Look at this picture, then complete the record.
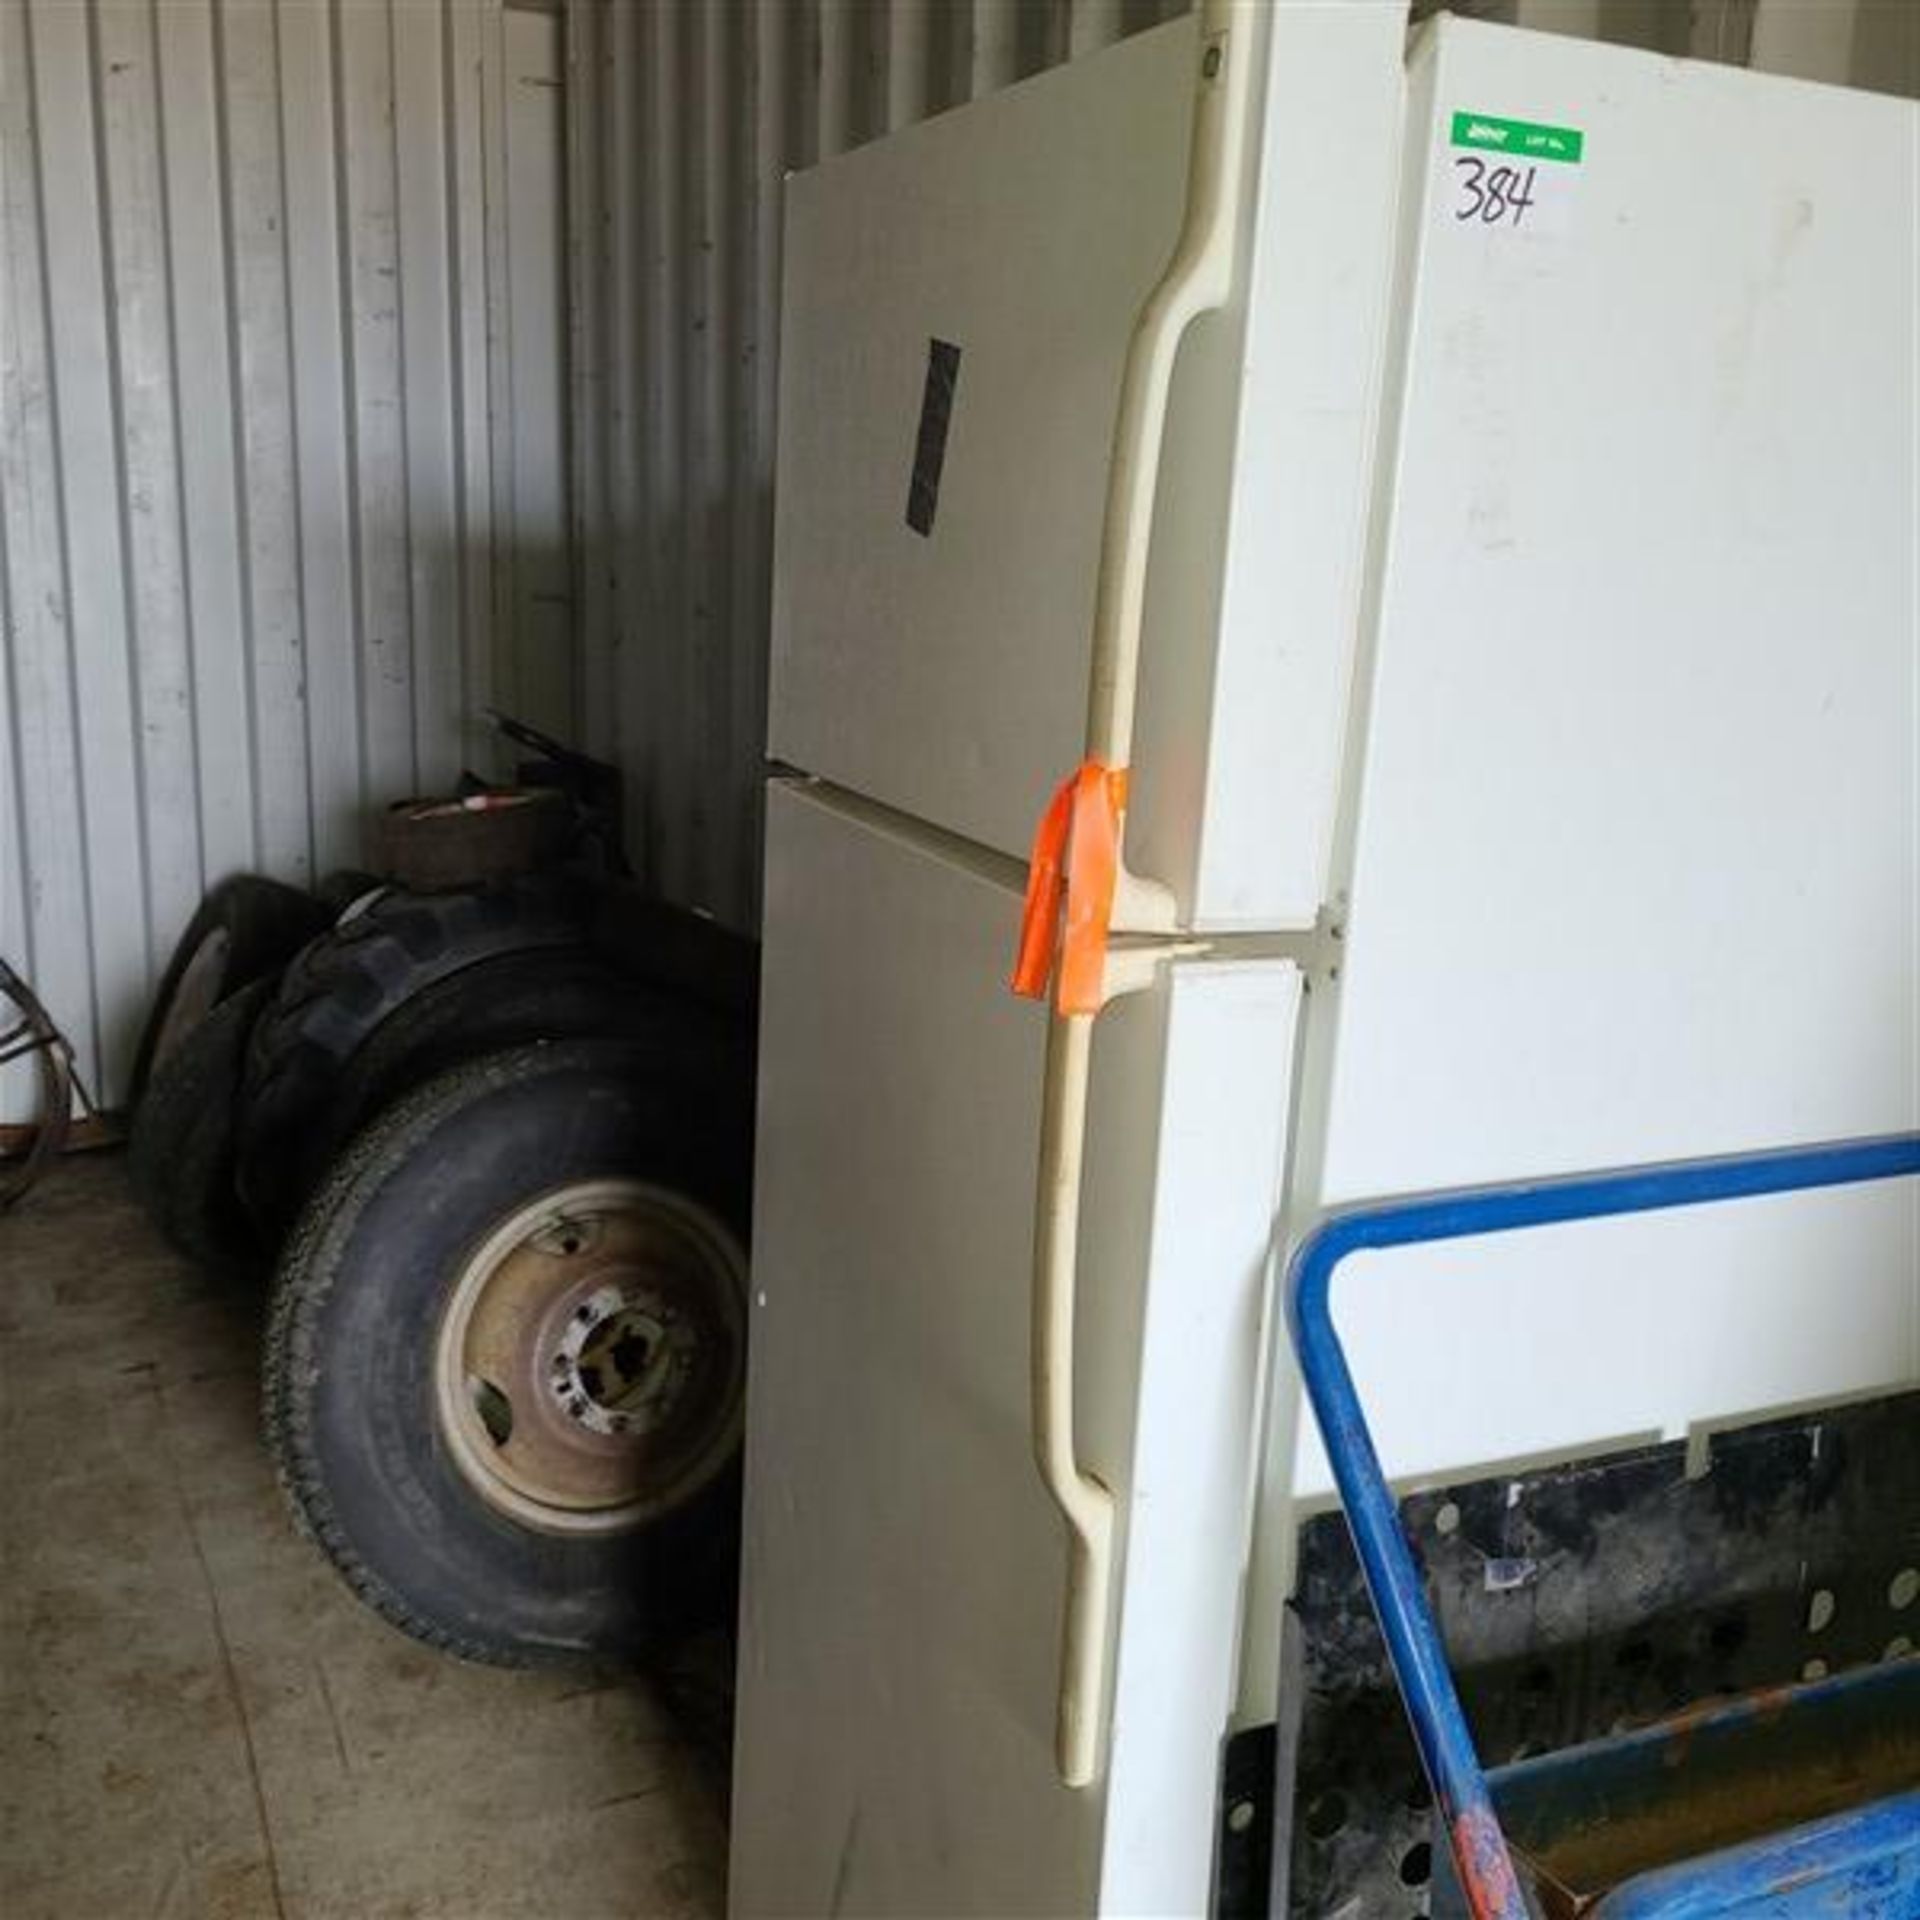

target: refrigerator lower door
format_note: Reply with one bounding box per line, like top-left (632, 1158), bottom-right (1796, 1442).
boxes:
top-left (732, 780), bottom-right (1302, 1918)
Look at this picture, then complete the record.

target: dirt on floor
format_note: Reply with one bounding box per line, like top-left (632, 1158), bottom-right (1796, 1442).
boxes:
top-left (0, 1152), bottom-right (727, 1920)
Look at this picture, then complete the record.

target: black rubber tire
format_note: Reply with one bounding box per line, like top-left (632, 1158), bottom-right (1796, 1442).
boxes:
top-left (289, 950), bottom-right (720, 1202)
top-left (314, 869), bottom-right (384, 915)
top-left (130, 875), bottom-right (334, 1107)
top-left (263, 1038), bottom-right (753, 1666)
top-left (129, 977), bottom-right (273, 1273)
top-left (235, 878), bottom-right (594, 1238)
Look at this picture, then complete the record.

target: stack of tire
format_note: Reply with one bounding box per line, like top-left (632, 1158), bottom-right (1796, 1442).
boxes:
top-left (129, 870), bottom-right (754, 1669)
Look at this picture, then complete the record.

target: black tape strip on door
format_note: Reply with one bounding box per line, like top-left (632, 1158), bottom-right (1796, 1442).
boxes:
top-left (906, 338), bottom-right (962, 536)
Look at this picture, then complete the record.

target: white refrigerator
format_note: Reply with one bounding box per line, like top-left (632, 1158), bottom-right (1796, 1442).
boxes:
top-left (732, 7), bottom-right (1918, 1916)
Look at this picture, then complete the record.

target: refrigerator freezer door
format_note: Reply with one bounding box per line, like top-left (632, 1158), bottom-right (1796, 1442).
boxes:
top-left (1280, 23), bottom-right (1918, 1497)
top-left (768, 26), bottom-right (1185, 863)
top-left (770, 7), bottom-right (1405, 930)
top-left (732, 781), bottom-right (1302, 1918)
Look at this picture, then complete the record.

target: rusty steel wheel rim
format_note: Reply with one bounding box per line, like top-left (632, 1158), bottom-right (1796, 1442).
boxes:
top-left (433, 1178), bottom-right (747, 1536)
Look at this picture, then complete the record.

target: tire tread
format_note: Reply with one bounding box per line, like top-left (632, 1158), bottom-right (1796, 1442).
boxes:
top-left (262, 1039), bottom-right (746, 1666)
top-left (264, 1049), bottom-right (570, 1665)
top-left (129, 977), bottom-right (274, 1271)
top-left (238, 879), bottom-right (592, 1235)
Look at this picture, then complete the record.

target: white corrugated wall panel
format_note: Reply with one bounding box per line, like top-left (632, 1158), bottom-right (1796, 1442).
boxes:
top-left (1498, 0), bottom-right (1916, 91)
top-left (496, 7), bottom-right (575, 740)
top-left (570, 0), bottom-right (1915, 937)
top-left (567, 0), bottom-right (1189, 932)
top-left (1753, 0), bottom-right (1918, 95)
top-left (1, 0), bottom-right (563, 1120)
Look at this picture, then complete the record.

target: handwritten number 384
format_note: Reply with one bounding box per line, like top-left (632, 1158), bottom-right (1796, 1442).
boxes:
top-left (1454, 156), bottom-right (1540, 227)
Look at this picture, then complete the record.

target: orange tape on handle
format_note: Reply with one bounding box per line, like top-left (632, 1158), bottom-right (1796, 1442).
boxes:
top-left (1012, 776), bottom-right (1075, 1000)
top-left (1012, 763), bottom-right (1127, 1015)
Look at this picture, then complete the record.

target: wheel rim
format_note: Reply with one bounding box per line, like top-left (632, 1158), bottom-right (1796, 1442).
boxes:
top-left (433, 1178), bottom-right (748, 1536)
top-left (151, 927), bottom-right (233, 1072)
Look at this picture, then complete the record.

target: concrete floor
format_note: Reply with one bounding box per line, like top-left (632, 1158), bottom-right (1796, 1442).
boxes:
top-left (0, 1153), bottom-right (728, 1920)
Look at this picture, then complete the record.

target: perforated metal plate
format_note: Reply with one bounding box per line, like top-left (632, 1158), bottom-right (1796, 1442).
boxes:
top-left (1215, 1391), bottom-right (1920, 1919)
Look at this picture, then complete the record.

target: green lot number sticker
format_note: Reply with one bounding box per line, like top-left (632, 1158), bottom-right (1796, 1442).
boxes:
top-left (1448, 110), bottom-right (1584, 234)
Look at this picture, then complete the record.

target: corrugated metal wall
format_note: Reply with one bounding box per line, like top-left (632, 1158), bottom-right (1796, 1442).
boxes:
top-left (566, 0), bottom-right (1916, 935)
top-left (5, 0), bottom-right (1910, 1119)
top-left (564, 0), bottom-right (1191, 931)
top-left (0, 0), bottom-right (566, 1118)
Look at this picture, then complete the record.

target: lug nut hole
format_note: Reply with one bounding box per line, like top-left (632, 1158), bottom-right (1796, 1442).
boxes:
top-left (470, 1377), bottom-right (513, 1448)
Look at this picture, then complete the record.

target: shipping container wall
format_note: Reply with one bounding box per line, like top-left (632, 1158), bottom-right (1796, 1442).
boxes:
top-left (568, 0), bottom-right (1915, 935)
top-left (564, 0), bottom-right (1192, 933)
top-left (1, 0), bottom-right (569, 1118)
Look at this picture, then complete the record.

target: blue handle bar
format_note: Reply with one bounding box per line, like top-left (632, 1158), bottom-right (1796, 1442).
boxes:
top-left (1283, 1132), bottom-right (1920, 1920)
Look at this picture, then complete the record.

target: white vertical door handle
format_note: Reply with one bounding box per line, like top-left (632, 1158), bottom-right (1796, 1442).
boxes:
top-left (1029, 1), bottom-right (1260, 1789)
top-left (1031, 1009), bottom-right (1113, 1788)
